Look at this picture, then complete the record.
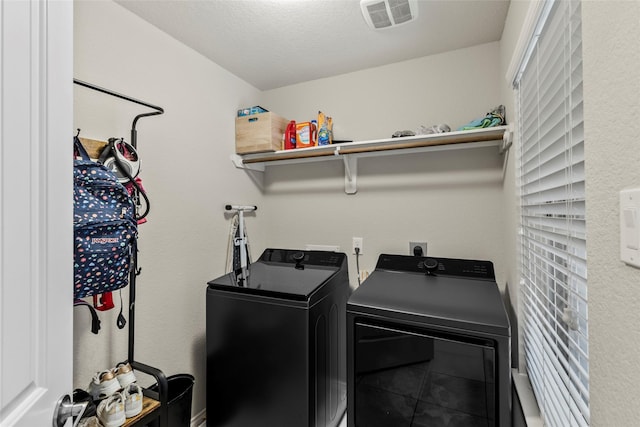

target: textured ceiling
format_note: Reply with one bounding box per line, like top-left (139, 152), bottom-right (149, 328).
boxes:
top-left (116, 0), bottom-right (511, 91)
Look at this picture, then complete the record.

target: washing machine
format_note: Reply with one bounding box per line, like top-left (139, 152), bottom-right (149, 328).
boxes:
top-left (206, 248), bottom-right (349, 427)
top-left (347, 254), bottom-right (511, 427)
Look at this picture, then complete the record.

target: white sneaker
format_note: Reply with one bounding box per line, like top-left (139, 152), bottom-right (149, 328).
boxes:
top-left (123, 383), bottom-right (143, 418)
top-left (114, 362), bottom-right (137, 388)
top-left (88, 370), bottom-right (121, 401)
top-left (96, 393), bottom-right (126, 427)
top-left (77, 416), bottom-right (104, 427)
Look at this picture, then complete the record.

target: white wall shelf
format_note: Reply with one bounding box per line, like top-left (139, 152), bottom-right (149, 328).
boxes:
top-left (231, 125), bottom-right (512, 194)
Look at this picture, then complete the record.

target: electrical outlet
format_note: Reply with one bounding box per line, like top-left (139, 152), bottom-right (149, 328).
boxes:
top-left (410, 241), bottom-right (427, 256)
top-left (352, 237), bottom-right (363, 255)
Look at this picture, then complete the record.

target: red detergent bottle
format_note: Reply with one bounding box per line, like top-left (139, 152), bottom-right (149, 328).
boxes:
top-left (284, 120), bottom-right (297, 150)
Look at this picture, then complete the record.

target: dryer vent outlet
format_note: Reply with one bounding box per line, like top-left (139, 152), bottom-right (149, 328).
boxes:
top-left (360, 0), bottom-right (419, 30)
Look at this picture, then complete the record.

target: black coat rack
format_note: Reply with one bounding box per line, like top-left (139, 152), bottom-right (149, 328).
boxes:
top-left (74, 79), bottom-right (168, 427)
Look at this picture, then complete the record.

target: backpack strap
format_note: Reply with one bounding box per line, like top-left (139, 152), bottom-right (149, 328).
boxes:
top-left (73, 298), bottom-right (101, 334)
top-left (74, 136), bottom-right (92, 161)
top-left (116, 289), bottom-right (126, 330)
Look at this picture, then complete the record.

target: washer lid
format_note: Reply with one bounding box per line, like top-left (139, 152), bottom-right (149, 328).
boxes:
top-left (208, 249), bottom-right (346, 301)
top-left (348, 269), bottom-right (510, 337)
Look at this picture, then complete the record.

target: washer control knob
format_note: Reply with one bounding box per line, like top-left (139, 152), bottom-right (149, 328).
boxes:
top-left (292, 252), bottom-right (305, 270)
top-left (424, 258), bottom-right (438, 274)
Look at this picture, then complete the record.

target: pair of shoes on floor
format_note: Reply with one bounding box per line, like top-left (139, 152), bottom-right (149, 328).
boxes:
top-left (87, 362), bottom-right (137, 400)
top-left (96, 383), bottom-right (144, 427)
top-left (87, 362), bottom-right (142, 426)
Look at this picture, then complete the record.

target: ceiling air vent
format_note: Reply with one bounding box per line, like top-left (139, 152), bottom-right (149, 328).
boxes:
top-left (360, 0), bottom-right (418, 30)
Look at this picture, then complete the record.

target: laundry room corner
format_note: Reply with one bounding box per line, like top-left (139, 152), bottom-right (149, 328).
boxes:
top-left (72, 0), bottom-right (267, 420)
top-left (258, 42), bottom-right (509, 292)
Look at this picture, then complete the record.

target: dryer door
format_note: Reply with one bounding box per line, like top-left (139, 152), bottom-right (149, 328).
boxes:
top-left (353, 321), bottom-right (496, 427)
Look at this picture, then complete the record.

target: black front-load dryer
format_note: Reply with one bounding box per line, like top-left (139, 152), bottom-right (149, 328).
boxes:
top-left (347, 254), bottom-right (511, 427)
top-left (206, 248), bottom-right (350, 427)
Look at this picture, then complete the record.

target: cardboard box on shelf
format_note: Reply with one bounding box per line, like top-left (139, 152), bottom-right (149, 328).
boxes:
top-left (235, 111), bottom-right (289, 154)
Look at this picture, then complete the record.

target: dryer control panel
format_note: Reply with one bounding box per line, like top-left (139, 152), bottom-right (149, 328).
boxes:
top-left (375, 254), bottom-right (495, 280)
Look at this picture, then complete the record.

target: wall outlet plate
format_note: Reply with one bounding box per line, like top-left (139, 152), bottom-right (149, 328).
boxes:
top-left (410, 241), bottom-right (427, 256)
top-left (352, 237), bottom-right (363, 255)
top-left (620, 188), bottom-right (640, 268)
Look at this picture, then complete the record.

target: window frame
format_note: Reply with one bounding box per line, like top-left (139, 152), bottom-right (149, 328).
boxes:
top-left (509, 0), bottom-right (589, 425)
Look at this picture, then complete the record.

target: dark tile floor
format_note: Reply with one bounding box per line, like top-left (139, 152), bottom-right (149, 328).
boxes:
top-left (353, 357), bottom-right (494, 427)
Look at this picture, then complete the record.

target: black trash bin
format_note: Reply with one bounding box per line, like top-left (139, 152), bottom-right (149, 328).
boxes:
top-left (148, 374), bottom-right (195, 427)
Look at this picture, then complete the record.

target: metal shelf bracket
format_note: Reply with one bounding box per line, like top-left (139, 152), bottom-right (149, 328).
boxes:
top-left (231, 154), bottom-right (265, 172)
top-left (499, 124), bottom-right (514, 154)
top-left (343, 155), bottom-right (357, 194)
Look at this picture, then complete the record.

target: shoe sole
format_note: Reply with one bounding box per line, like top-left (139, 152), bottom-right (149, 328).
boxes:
top-left (99, 413), bottom-right (125, 427)
top-left (125, 405), bottom-right (142, 418)
top-left (124, 391), bottom-right (143, 418)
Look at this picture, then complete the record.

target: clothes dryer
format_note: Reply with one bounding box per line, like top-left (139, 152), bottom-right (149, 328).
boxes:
top-left (347, 254), bottom-right (511, 427)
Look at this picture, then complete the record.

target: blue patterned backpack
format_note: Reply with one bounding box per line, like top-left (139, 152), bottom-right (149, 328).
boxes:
top-left (73, 137), bottom-right (137, 299)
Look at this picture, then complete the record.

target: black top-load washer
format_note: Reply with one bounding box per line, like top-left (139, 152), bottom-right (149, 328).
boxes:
top-left (206, 248), bottom-right (350, 427)
top-left (347, 254), bottom-right (511, 427)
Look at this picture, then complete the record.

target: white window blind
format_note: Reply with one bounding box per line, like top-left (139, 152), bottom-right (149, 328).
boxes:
top-left (515, 0), bottom-right (589, 426)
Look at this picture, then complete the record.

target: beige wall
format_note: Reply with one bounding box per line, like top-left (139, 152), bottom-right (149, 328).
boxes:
top-left (582, 1), bottom-right (640, 425)
top-left (260, 42), bottom-right (503, 141)
top-left (259, 42), bottom-right (508, 287)
top-left (73, 0), bottom-right (265, 416)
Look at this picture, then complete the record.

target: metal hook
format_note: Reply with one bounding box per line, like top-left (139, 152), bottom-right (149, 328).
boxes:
top-left (75, 128), bottom-right (81, 137)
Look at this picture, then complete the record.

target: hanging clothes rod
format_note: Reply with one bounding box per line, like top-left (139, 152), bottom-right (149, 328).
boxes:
top-left (73, 78), bottom-right (164, 148)
top-left (74, 77), bottom-right (164, 365)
